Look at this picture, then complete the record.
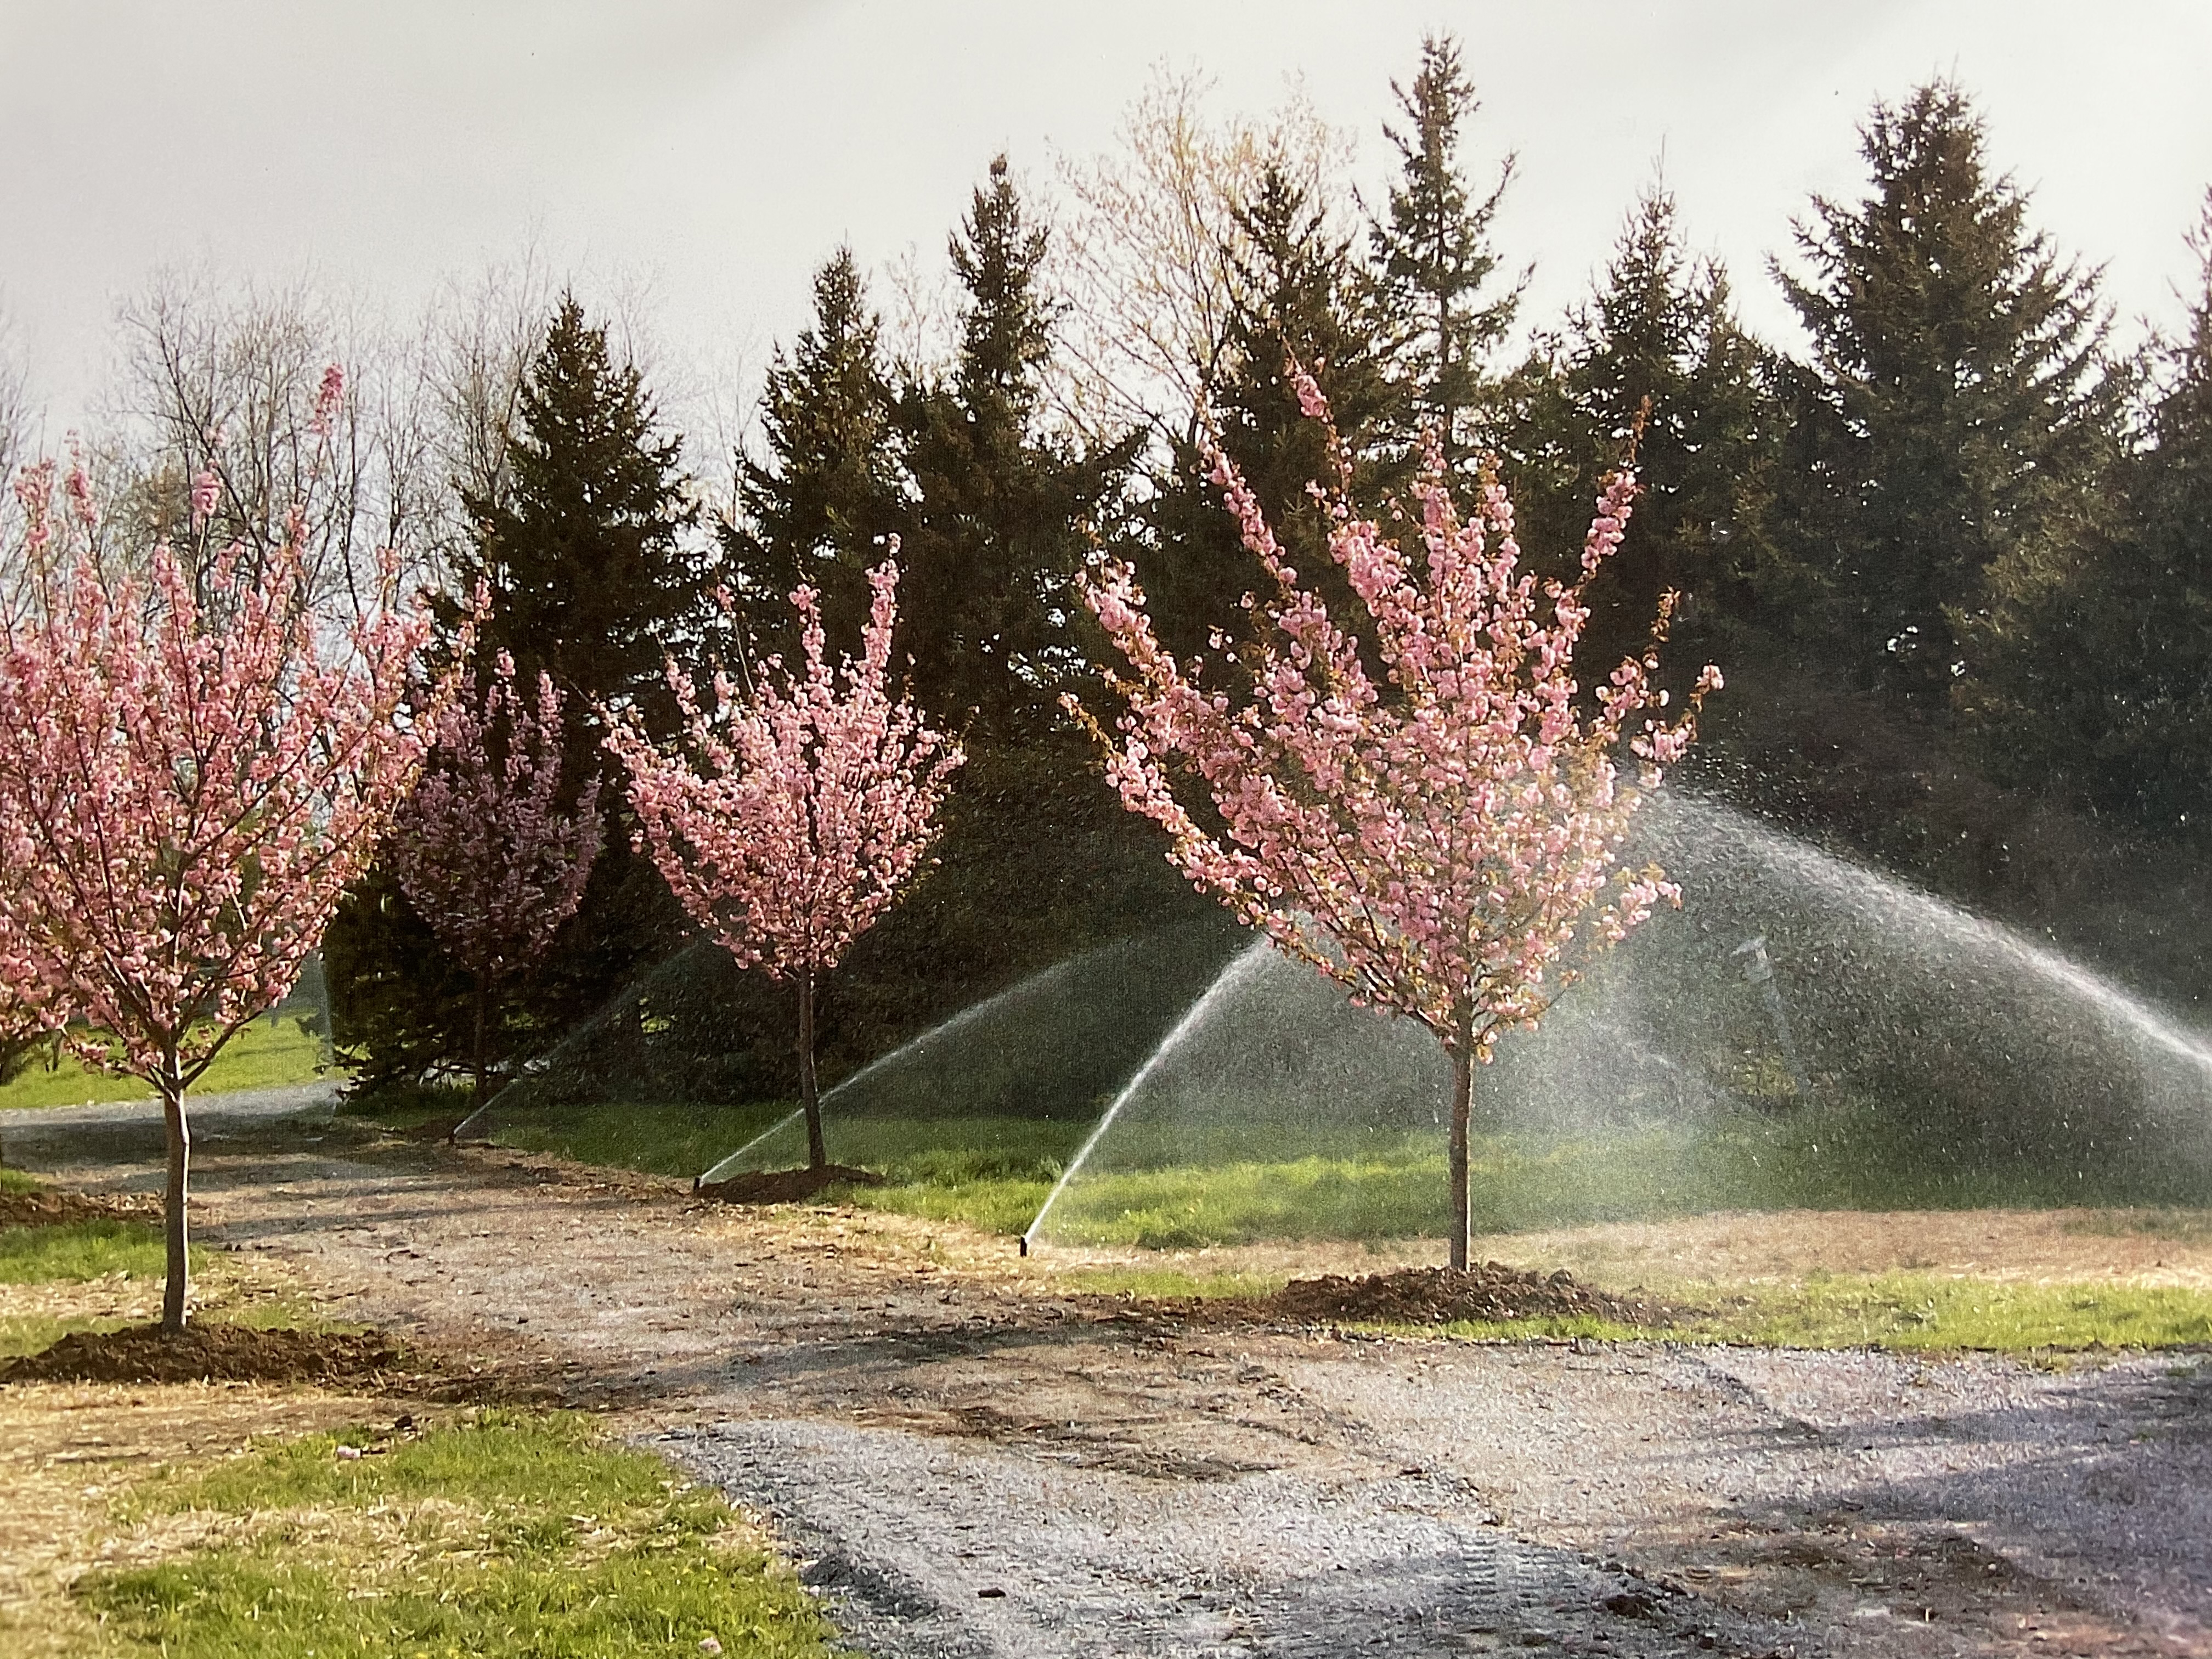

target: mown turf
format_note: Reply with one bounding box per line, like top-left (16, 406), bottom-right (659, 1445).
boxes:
top-left (0, 1219), bottom-right (181, 1284)
top-left (79, 1410), bottom-right (838, 1658)
top-left (0, 1020), bottom-right (334, 1111)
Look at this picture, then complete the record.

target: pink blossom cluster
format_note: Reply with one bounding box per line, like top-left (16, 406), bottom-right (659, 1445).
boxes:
top-left (390, 654), bottom-right (601, 990)
top-left (0, 455), bottom-right (442, 1088)
top-left (1075, 374), bottom-right (1720, 1059)
top-left (607, 552), bottom-right (963, 983)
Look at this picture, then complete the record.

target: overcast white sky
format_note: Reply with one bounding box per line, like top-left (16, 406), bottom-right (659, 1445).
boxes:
top-left (2, 1), bottom-right (2207, 441)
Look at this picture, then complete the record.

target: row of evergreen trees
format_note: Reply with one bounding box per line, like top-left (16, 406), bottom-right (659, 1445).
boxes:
top-left (331, 40), bottom-right (2212, 1093)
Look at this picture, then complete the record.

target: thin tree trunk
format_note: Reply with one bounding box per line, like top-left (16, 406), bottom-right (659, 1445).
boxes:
top-left (1448, 1046), bottom-right (1472, 1273)
top-left (798, 965), bottom-right (825, 1170)
top-left (471, 974), bottom-right (492, 1109)
top-left (158, 1060), bottom-right (190, 1334)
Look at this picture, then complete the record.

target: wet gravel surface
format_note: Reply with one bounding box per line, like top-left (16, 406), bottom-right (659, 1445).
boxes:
top-left (9, 1104), bottom-right (2209, 1656)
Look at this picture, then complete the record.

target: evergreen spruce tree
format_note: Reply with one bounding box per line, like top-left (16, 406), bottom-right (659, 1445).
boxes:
top-left (458, 293), bottom-right (708, 754)
top-left (329, 295), bottom-right (706, 1082)
top-left (1499, 188), bottom-right (1784, 687)
top-left (1141, 162), bottom-right (1391, 663)
top-left (1962, 198), bottom-right (2211, 838)
top-left (723, 248), bottom-right (906, 657)
top-left (1364, 33), bottom-right (1524, 482)
top-left (1771, 82), bottom-right (2124, 712)
top-left (894, 155), bottom-right (1134, 740)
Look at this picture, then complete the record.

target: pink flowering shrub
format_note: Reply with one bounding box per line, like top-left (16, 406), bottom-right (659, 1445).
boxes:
top-left (607, 554), bottom-right (962, 1170)
top-left (390, 654), bottom-right (601, 1105)
top-left (1073, 375), bottom-right (1719, 1265)
top-left (0, 442), bottom-right (447, 1330)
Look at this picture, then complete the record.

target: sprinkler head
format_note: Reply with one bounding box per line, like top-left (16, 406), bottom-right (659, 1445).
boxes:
top-left (1018, 1235), bottom-right (1029, 1257)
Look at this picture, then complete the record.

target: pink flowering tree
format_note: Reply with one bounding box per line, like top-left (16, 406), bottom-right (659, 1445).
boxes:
top-left (608, 554), bottom-right (962, 1171)
top-left (388, 654), bottom-right (602, 1108)
top-left (0, 447), bottom-right (445, 1333)
top-left (1074, 378), bottom-right (1720, 1268)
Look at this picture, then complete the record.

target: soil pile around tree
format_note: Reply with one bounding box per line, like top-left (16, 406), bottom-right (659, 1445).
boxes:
top-left (0, 1186), bottom-right (164, 1228)
top-left (695, 1165), bottom-right (887, 1205)
top-left (1258, 1263), bottom-right (1677, 1329)
top-left (1, 1322), bottom-right (408, 1386)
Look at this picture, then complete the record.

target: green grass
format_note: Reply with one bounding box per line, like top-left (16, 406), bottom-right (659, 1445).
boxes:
top-left (80, 1410), bottom-right (838, 1659)
top-left (0, 1166), bottom-right (38, 1194)
top-left (396, 1081), bottom-right (2210, 1250)
top-left (0, 1019), bottom-right (335, 1111)
top-left (0, 1219), bottom-right (190, 1284)
top-left (1697, 1273), bottom-right (2212, 1353)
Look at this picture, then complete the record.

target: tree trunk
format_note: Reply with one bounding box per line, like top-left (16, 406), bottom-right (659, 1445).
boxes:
top-left (1448, 1046), bottom-right (1472, 1273)
top-left (471, 974), bottom-right (492, 1110)
top-left (798, 965), bottom-right (825, 1170)
top-left (158, 1062), bottom-right (191, 1334)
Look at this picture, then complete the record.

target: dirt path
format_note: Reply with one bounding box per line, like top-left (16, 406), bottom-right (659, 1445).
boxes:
top-left (8, 1103), bottom-right (2208, 1657)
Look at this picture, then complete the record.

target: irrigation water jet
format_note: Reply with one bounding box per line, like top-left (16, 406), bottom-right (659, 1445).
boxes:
top-left (694, 950), bottom-right (1101, 1185)
top-left (1019, 939), bottom-right (1274, 1254)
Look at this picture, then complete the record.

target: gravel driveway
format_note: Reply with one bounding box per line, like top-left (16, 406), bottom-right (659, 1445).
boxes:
top-left (7, 1099), bottom-right (2205, 1656)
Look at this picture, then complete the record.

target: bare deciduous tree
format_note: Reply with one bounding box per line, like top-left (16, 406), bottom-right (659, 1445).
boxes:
top-left (1049, 67), bottom-right (1353, 450)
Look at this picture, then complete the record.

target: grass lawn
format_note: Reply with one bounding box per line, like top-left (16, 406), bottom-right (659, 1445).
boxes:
top-left (1059, 1260), bottom-right (2212, 1353)
top-left (0, 1019), bottom-right (336, 1111)
top-left (0, 1209), bottom-right (333, 1359)
top-left (76, 1410), bottom-right (838, 1658)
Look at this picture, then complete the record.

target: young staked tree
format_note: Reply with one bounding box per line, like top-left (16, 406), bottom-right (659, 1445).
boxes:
top-left (1772, 81), bottom-right (2124, 710)
top-left (1365, 33), bottom-right (1525, 481)
top-left (608, 557), bottom-right (962, 1171)
top-left (723, 248), bottom-right (906, 657)
top-left (388, 656), bottom-right (602, 1106)
top-left (1074, 373), bottom-right (1716, 1269)
top-left (1502, 187), bottom-right (1781, 686)
top-left (0, 432), bottom-right (443, 1332)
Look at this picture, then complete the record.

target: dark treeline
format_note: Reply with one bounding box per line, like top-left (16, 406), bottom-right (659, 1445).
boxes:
top-left (293, 38), bottom-right (2212, 1097)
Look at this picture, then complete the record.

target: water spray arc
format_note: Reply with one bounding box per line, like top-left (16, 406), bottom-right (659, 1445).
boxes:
top-left (1020, 939), bottom-right (1273, 1254)
top-left (694, 949), bottom-right (1104, 1186)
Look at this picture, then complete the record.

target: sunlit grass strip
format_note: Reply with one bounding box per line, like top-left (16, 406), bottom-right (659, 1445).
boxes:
top-left (78, 1410), bottom-right (838, 1659)
top-left (0, 1220), bottom-right (182, 1284)
top-left (1702, 1273), bottom-right (2212, 1353)
top-left (1333, 1274), bottom-right (2212, 1354)
top-left (0, 1019), bottom-right (334, 1111)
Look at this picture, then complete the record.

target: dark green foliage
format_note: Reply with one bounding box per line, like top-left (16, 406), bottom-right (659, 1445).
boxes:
top-left (1770, 81), bottom-right (2125, 711)
top-left (1139, 163), bottom-right (1394, 664)
top-left (476, 731), bottom-right (1214, 1124)
top-left (1364, 33), bottom-right (1524, 479)
top-left (323, 867), bottom-right (472, 1091)
top-left (723, 246), bottom-right (906, 656)
top-left (893, 156), bottom-right (1137, 742)
top-left (332, 296), bottom-right (707, 1086)
top-left (1496, 187), bottom-right (1785, 689)
top-left (1962, 198), bottom-right (2212, 839)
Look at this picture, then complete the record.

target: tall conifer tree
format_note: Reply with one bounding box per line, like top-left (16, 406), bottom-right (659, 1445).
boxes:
top-left (895, 155), bottom-right (1132, 739)
top-left (1962, 197), bottom-right (2212, 837)
top-left (1365, 33), bottom-right (1523, 480)
top-left (1771, 82), bottom-right (2123, 710)
top-left (724, 248), bottom-right (905, 656)
top-left (1502, 188), bottom-right (1782, 685)
top-left (330, 295), bottom-right (706, 1077)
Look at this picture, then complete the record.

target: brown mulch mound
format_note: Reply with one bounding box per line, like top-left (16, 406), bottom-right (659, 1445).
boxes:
top-left (1258, 1263), bottom-right (1676, 1330)
top-left (695, 1164), bottom-right (887, 1206)
top-left (0, 1323), bottom-right (408, 1386)
top-left (0, 1187), bottom-right (165, 1229)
